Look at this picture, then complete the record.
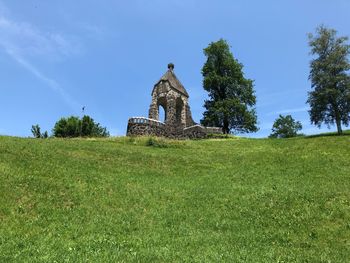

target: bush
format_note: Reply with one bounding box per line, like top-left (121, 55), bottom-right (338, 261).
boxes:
top-left (53, 115), bottom-right (109, 138)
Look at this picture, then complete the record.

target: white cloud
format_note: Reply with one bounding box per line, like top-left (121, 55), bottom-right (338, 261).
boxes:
top-left (0, 16), bottom-right (82, 61)
top-left (0, 4), bottom-right (81, 110)
top-left (267, 106), bottom-right (309, 116)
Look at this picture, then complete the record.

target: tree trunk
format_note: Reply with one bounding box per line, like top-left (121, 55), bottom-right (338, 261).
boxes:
top-left (336, 117), bottom-right (343, 135)
top-left (335, 108), bottom-right (343, 135)
top-left (223, 118), bottom-right (229, 134)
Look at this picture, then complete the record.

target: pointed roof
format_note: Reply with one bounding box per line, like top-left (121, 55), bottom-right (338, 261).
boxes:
top-left (153, 63), bottom-right (189, 97)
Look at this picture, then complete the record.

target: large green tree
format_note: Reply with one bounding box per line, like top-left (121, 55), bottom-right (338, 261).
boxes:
top-left (308, 26), bottom-right (350, 135)
top-left (200, 39), bottom-right (258, 134)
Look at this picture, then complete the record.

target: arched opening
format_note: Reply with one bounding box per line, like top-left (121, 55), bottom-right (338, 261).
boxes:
top-left (175, 97), bottom-right (184, 124)
top-left (159, 104), bottom-right (166, 123)
top-left (157, 97), bottom-right (167, 123)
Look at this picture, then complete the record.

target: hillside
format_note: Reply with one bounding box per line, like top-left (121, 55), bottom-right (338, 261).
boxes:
top-left (0, 135), bottom-right (349, 262)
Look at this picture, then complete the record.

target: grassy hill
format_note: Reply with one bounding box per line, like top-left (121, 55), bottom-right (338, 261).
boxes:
top-left (0, 135), bottom-right (349, 262)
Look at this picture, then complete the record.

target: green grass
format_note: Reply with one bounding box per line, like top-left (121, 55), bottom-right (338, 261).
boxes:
top-left (305, 129), bottom-right (350, 138)
top-left (0, 135), bottom-right (349, 262)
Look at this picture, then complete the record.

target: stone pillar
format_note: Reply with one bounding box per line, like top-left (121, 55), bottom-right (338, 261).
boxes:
top-left (148, 103), bottom-right (158, 120)
top-left (166, 96), bottom-right (176, 126)
top-left (181, 100), bottom-right (187, 126)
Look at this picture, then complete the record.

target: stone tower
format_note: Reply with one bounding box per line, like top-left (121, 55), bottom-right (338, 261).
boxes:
top-left (126, 63), bottom-right (222, 138)
top-left (148, 63), bottom-right (195, 129)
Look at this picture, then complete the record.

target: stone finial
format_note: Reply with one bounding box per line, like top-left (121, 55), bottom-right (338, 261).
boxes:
top-left (168, 63), bottom-right (175, 71)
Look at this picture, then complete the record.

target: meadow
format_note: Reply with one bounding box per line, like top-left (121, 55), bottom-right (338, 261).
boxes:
top-left (0, 134), bottom-right (349, 262)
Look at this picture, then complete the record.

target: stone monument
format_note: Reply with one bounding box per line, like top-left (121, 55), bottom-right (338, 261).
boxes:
top-left (127, 63), bottom-right (222, 138)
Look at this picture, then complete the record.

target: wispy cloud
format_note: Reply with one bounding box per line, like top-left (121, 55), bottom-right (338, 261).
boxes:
top-left (0, 16), bottom-right (82, 61)
top-left (267, 106), bottom-right (309, 116)
top-left (6, 49), bottom-right (80, 110)
top-left (0, 4), bottom-right (81, 110)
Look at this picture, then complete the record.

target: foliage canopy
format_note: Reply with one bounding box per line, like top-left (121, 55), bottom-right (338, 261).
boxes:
top-left (31, 124), bottom-right (48, 138)
top-left (307, 26), bottom-right (350, 135)
top-left (200, 39), bottom-right (258, 134)
top-left (269, 115), bottom-right (302, 138)
top-left (53, 115), bottom-right (109, 138)
top-left (31, 124), bottom-right (42, 138)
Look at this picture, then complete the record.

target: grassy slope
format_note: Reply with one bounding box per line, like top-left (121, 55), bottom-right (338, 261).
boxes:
top-left (0, 135), bottom-right (349, 262)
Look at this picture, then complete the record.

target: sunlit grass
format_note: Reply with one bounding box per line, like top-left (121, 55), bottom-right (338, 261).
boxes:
top-left (0, 135), bottom-right (349, 262)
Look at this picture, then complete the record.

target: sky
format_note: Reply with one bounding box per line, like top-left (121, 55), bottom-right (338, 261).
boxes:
top-left (0, 0), bottom-right (349, 138)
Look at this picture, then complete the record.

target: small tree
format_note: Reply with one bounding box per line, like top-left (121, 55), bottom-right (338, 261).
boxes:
top-left (31, 124), bottom-right (41, 138)
top-left (269, 115), bottom-right (302, 138)
top-left (201, 39), bottom-right (258, 134)
top-left (308, 26), bottom-right (350, 135)
top-left (31, 124), bottom-right (49, 138)
top-left (42, 131), bottom-right (49, 138)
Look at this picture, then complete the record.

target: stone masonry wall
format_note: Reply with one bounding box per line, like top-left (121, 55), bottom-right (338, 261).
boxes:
top-left (127, 118), bottom-right (166, 137)
top-left (182, 125), bottom-right (208, 139)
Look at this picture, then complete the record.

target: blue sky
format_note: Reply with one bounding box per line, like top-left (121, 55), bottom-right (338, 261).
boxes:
top-left (0, 0), bottom-right (349, 137)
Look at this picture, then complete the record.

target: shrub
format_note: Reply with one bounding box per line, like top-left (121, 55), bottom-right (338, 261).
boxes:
top-left (53, 115), bottom-right (109, 138)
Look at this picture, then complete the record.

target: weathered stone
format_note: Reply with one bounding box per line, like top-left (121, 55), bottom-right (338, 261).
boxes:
top-left (127, 64), bottom-right (223, 139)
top-left (127, 117), bottom-right (166, 137)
